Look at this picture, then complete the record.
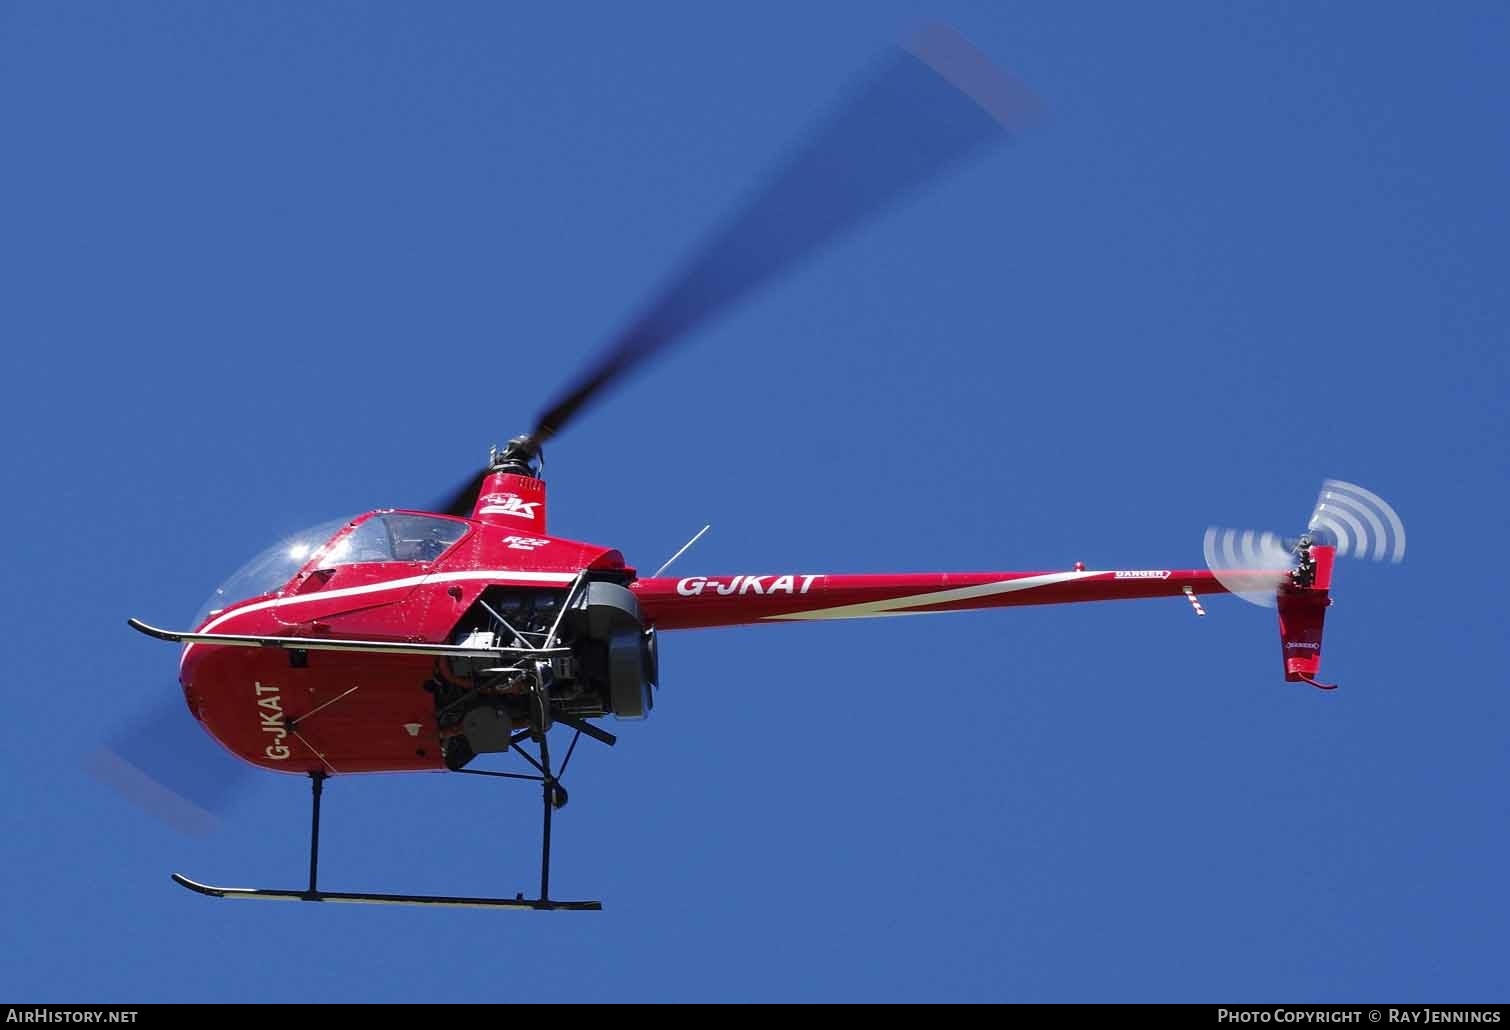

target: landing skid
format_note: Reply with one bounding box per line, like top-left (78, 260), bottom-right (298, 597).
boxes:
top-left (174, 720), bottom-right (604, 911)
top-left (170, 873), bottom-right (600, 910)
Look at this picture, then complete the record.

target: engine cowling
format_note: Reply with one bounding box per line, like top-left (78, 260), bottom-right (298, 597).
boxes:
top-left (569, 580), bottom-right (656, 719)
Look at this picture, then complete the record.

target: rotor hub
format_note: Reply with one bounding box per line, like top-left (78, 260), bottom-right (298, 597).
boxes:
top-left (490, 436), bottom-right (544, 479)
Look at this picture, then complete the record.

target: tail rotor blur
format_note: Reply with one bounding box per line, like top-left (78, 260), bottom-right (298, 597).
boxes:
top-left (1203, 478), bottom-right (1406, 607)
top-left (1200, 479), bottom-right (1406, 690)
top-left (1202, 527), bottom-right (1294, 607)
top-left (1305, 479), bottom-right (1407, 563)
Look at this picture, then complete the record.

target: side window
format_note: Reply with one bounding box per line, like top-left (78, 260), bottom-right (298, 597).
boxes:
top-left (319, 519), bottom-right (393, 566)
top-left (316, 514), bottom-right (468, 567)
top-left (385, 514), bottom-right (469, 561)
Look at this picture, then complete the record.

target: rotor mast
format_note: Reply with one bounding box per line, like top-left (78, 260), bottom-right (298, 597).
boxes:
top-left (470, 436), bottom-right (549, 532)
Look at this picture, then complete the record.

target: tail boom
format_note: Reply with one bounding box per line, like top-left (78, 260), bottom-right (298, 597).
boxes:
top-left (633, 568), bottom-right (1242, 631)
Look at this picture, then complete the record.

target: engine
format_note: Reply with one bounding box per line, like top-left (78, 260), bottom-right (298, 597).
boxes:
top-left (428, 576), bottom-right (658, 770)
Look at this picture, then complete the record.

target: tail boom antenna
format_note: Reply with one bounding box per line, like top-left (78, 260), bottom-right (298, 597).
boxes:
top-left (653, 525), bottom-right (712, 578)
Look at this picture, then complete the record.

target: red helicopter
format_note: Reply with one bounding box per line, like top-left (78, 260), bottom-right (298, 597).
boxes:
top-left (108, 25), bottom-right (1405, 911)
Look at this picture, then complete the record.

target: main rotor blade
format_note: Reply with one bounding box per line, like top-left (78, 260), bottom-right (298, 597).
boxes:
top-left (528, 23), bottom-right (1044, 447)
top-left (435, 467), bottom-right (490, 518)
top-left (85, 691), bottom-right (254, 837)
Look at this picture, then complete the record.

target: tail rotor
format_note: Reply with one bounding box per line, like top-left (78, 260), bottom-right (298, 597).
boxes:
top-left (1200, 478), bottom-right (1406, 690)
top-left (1305, 479), bottom-right (1407, 564)
top-left (1203, 478), bottom-right (1407, 608)
top-left (1202, 526), bottom-right (1294, 608)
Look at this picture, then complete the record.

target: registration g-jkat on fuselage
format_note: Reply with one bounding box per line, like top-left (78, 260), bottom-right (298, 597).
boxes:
top-left (175, 465), bottom-right (1336, 780)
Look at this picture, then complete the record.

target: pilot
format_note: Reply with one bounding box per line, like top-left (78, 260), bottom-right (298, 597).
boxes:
top-left (394, 530), bottom-right (450, 562)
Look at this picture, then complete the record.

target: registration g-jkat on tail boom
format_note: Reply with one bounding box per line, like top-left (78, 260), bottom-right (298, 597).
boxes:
top-left (116, 24), bottom-right (1407, 912)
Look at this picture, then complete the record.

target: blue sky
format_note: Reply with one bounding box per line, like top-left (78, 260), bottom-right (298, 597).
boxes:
top-left (3, 1), bottom-right (1507, 1004)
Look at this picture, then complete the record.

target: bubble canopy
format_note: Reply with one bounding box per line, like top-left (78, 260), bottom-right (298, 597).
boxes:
top-left (192, 512), bottom-right (471, 627)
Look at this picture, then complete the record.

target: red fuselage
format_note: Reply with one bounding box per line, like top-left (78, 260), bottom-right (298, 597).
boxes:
top-left (176, 472), bottom-right (1257, 778)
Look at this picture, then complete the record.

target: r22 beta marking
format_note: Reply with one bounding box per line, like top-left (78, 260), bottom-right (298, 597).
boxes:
top-left (255, 681), bottom-right (290, 760)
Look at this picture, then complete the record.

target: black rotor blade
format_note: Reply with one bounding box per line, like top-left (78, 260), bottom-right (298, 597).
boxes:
top-left (84, 690), bottom-right (255, 837)
top-left (528, 23), bottom-right (1045, 447)
top-left (435, 466), bottom-right (490, 518)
